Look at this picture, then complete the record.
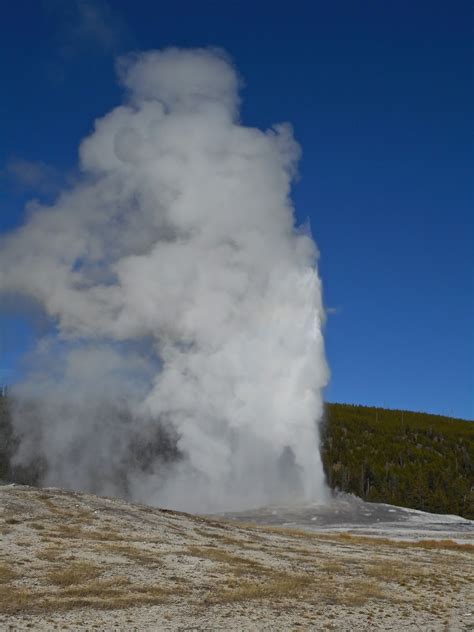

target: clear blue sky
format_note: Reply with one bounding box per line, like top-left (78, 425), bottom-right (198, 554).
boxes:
top-left (0, 1), bottom-right (472, 419)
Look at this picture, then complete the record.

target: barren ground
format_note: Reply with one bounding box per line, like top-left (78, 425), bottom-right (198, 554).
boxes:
top-left (1, 485), bottom-right (472, 631)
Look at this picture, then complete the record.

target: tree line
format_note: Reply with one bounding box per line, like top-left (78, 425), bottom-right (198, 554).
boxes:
top-left (321, 403), bottom-right (473, 519)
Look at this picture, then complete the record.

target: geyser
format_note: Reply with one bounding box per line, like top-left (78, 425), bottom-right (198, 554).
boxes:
top-left (0, 48), bottom-right (329, 512)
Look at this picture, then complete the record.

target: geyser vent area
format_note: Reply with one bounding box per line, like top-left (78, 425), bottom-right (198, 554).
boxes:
top-left (0, 48), bottom-right (329, 512)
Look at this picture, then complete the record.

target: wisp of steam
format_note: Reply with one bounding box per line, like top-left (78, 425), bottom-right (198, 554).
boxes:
top-left (0, 48), bottom-right (329, 512)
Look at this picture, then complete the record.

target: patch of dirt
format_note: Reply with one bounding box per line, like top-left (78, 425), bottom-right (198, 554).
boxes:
top-left (0, 485), bottom-right (472, 630)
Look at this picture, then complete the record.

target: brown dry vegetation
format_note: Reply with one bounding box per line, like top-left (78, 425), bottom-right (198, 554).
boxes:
top-left (46, 561), bottom-right (103, 587)
top-left (0, 562), bottom-right (17, 583)
top-left (0, 485), bottom-right (472, 631)
top-left (206, 574), bottom-right (310, 604)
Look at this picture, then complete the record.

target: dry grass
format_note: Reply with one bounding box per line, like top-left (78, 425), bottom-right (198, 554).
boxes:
top-left (201, 560), bottom-right (389, 608)
top-left (103, 543), bottom-right (162, 566)
top-left (336, 579), bottom-right (387, 606)
top-left (185, 545), bottom-right (269, 575)
top-left (46, 560), bottom-right (103, 586)
top-left (73, 509), bottom-right (95, 522)
top-left (36, 546), bottom-right (64, 562)
top-left (315, 533), bottom-right (474, 553)
top-left (362, 559), bottom-right (437, 587)
top-left (47, 524), bottom-right (84, 539)
top-left (60, 577), bottom-right (131, 598)
top-left (211, 532), bottom-right (270, 551)
top-left (48, 524), bottom-right (123, 542)
top-left (319, 561), bottom-right (345, 574)
top-left (0, 586), bottom-right (31, 614)
top-left (0, 562), bottom-right (18, 583)
top-left (0, 581), bottom-right (174, 615)
top-left (38, 496), bottom-right (67, 516)
top-left (81, 529), bottom-right (123, 542)
top-left (257, 527), bottom-right (474, 554)
top-left (413, 539), bottom-right (474, 552)
top-left (206, 574), bottom-right (309, 604)
top-left (285, 543), bottom-right (316, 554)
top-left (28, 522), bottom-right (46, 531)
top-left (65, 585), bottom-right (173, 611)
top-left (364, 562), bottom-right (410, 584)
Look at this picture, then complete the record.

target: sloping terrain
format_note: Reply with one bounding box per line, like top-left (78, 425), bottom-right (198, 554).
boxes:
top-left (1, 485), bottom-right (473, 630)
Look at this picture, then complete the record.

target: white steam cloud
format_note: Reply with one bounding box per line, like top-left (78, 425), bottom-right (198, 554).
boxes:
top-left (0, 48), bottom-right (329, 511)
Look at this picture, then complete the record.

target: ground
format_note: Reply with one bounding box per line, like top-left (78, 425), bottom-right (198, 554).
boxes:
top-left (0, 485), bottom-right (473, 630)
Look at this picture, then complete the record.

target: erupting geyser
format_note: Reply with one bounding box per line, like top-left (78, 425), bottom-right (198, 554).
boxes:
top-left (0, 48), bottom-right (329, 512)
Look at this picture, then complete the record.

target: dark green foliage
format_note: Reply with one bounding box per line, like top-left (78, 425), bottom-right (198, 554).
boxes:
top-left (321, 403), bottom-right (474, 519)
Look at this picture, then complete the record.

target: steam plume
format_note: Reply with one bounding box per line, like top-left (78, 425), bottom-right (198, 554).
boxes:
top-left (0, 48), bottom-right (329, 511)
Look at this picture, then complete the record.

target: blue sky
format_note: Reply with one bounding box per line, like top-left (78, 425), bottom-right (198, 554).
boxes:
top-left (0, 1), bottom-right (472, 419)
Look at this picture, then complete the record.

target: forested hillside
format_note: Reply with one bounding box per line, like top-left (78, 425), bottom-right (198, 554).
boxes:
top-left (1, 395), bottom-right (472, 518)
top-left (322, 403), bottom-right (473, 519)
